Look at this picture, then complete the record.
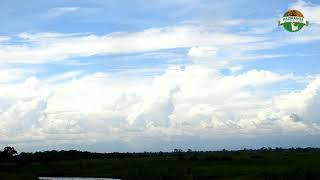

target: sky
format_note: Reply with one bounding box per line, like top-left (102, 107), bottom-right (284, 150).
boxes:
top-left (1, 0), bottom-right (320, 152)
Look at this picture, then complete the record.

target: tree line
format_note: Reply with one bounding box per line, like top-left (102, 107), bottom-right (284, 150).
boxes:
top-left (1, 146), bottom-right (320, 163)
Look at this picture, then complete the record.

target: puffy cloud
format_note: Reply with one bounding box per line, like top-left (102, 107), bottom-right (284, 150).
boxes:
top-left (1, 65), bottom-right (318, 149)
top-left (273, 77), bottom-right (320, 124)
top-left (0, 98), bottom-right (47, 135)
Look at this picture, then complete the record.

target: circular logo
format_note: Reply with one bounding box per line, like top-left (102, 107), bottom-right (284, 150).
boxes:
top-left (278, 10), bottom-right (309, 32)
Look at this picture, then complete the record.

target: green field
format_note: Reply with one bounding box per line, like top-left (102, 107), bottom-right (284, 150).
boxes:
top-left (1, 151), bottom-right (320, 179)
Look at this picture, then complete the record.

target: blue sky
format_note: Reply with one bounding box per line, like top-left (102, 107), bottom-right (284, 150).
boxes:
top-left (1, 0), bottom-right (319, 75)
top-left (1, 0), bottom-right (320, 152)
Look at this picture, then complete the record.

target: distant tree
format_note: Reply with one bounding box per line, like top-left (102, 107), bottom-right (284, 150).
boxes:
top-left (3, 146), bottom-right (17, 156)
top-left (174, 149), bottom-right (183, 153)
top-left (259, 147), bottom-right (268, 153)
top-left (159, 151), bottom-right (164, 156)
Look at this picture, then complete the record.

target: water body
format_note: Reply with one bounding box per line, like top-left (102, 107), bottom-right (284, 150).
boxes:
top-left (39, 178), bottom-right (120, 180)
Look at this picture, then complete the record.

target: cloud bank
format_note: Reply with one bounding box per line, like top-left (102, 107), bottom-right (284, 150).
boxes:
top-left (0, 65), bottom-right (319, 151)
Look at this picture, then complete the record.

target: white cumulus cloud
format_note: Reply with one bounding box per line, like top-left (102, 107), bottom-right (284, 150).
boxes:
top-left (1, 65), bottom-right (318, 149)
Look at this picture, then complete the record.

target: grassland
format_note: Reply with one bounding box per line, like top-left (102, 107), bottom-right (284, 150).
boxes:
top-left (1, 150), bottom-right (320, 179)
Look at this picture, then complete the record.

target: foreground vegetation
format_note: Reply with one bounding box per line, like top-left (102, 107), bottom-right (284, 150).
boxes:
top-left (1, 147), bottom-right (320, 179)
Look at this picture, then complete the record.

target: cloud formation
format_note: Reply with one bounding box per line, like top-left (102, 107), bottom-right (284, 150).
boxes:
top-left (0, 65), bottom-right (318, 150)
top-left (0, 25), bottom-right (263, 64)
